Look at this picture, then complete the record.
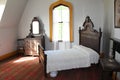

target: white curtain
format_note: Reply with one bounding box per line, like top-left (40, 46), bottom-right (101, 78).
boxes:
top-left (59, 41), bottom-right (71, 50)
top-left (53, 41), bottom-right (71, 50)
top-left (53, 41), bottom-right (59, 50)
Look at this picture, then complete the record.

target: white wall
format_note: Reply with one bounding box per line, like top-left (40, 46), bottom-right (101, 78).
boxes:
top-left (0, 27), bottom-right (17, 55)
top-left (18, 0), bottom-right (105, 51)
top-left (102, 0), bottom-right (114, 56)
top-left (0, 0), bottom-right (28, 56)
top-left (104, 0), bottom-right (120, 54)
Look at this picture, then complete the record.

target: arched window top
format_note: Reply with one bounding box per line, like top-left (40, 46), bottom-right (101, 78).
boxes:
top-left (49, 0), bottom-right (73, 10)
top-left (53, 5), bottom-right (69, 11)
top-left (49, 0), bottom-right (73, 42)
top-left (53, 5), bottom-right (69, 23)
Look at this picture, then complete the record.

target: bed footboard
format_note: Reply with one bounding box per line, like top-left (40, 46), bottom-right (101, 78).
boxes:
top-left (38, 45), bottom-right (47, 77)
top-left (44, 53), bottom-right (47, 77)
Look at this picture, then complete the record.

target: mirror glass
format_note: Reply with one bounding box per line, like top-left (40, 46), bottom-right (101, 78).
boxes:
top-left (32, 21), bottom-right (39, 34)
top-left (31, 17), bottom-right (40, 35)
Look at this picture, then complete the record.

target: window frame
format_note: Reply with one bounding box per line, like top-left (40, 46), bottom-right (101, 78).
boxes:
top-left (0, 0), bottom-right (7, 21)
top-left (49, 0), bottom-right (73, 42)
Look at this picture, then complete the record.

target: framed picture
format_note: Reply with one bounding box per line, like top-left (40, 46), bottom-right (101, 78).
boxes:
top-left (115, 0), bottom-right (120, 28)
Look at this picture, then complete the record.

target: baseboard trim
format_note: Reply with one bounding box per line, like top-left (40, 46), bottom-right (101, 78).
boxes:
top-left (0, 51), bottom-right (17, 61)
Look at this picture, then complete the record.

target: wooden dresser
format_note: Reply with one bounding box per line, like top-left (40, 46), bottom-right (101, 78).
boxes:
top-left (24, 36), bottom-right (45, 56)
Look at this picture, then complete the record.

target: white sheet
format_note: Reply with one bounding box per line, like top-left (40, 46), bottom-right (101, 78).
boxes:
top-left (73, 45), bottom-right (99, 64)
top-left (45, 45), bottom-right (99, 73)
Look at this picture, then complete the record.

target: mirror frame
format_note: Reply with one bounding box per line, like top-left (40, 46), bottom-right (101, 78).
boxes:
top-left (31, 17), bottom-right (40, 35)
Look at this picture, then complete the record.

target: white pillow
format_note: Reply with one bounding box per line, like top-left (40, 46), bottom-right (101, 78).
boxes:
top-left (72, 45), bottom-right (81, 49)
top-left (72, 45), bottom-right (98, 55)
top-left (80, 45), bottom-right (98, 53)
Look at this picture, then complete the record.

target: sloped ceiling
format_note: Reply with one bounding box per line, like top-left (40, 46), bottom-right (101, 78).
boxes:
top-left (0, 0), bottom-right (28, 28)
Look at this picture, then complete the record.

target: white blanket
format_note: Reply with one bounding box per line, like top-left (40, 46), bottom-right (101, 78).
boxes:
top-left (45, 45), bottom-right (99, 73)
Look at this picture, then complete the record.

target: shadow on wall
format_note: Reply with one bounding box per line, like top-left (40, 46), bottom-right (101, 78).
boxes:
top-left (44, 34), bottom-right (54, 50)
top-left (38, 17), bottom-right (54, 50)
top-left (39, 17), bottom-right (45, 35)
top-left (102, 33), bottom-right (111, 57)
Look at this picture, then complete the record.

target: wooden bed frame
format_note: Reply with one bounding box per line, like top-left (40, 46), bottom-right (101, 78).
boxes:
top-left (79, 26), bottom-right (102, 53)
top-left (38, 16), bottom-right (102, 77)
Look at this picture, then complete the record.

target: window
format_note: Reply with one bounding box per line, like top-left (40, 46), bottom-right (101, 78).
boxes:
top-left (0, 0), bottom-right (7, 21)
top-left (49, 0), bottom-right (73, 42)
top-left (53, 5), bottom-right (70, 41)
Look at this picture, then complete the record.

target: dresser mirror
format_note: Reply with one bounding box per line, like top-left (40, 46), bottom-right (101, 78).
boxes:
top-left (31, 17), bottom-right (40, 35)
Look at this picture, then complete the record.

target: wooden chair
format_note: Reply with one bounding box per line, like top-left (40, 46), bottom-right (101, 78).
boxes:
top-left (100, 37), bottom-right (120, 80)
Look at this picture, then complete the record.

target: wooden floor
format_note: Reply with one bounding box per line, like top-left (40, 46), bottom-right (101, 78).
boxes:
top-left (0, 55), bottom-right (113, 80)
top-left (45, 65), bottom-right (103, 80)
top-left (0, 55), bottom-right (44, 80)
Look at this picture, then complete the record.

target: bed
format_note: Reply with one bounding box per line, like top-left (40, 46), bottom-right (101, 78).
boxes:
top-left (38, 16), bottom-right (102, 77)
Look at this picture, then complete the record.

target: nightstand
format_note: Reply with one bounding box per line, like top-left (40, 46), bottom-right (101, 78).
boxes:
top-left (100, 58), bottom-right (120, 80)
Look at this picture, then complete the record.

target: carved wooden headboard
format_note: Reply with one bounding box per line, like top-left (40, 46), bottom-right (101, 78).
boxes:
top-left (79, 16), bottom-right (102, 53)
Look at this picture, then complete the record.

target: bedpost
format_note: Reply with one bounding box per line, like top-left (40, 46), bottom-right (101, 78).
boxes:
top-left (99, 28), bottom-right (102, 38)
top-left (38, 44), bottom-right (44, 64)
top-left (99, 28), bottom-right (102, 54)
top-left (38, 45), bottom-right (40, 63)
top-left (79, 27), bottom-right (81, 45)
top-left (38, 44), bottom-right (47, 77)
top-left (44, 54), bottom-right (47, 77)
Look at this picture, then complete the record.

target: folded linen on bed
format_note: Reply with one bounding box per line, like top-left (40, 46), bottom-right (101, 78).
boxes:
top-left (45, 45), bottom-right (99, 73)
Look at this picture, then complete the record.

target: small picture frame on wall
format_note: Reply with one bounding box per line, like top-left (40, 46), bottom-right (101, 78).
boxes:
top-left (115, 0), bottom-right (120, 28)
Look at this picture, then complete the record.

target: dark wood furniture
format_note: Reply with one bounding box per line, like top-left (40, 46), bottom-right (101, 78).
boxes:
top-left (39, 16), bottom-right (102, 77)
top-left (17, 39), bottom-right (25, 54)
top-left (24, 38), bottom-right (39, 56)
top-left (100, 58), bottom-right (120, 80)
top-left (38, 43), bottom-right (46, 77)
top-left (110, 37), bottom-right (120, 58)
top-left (80, 16), bottom-right (102, 53)
top-left (24, 35), bottom-right (45, 56)
top-left (38, 44), bottom-right (44, 64)
top-left (100, 37), bottom-right (120, 80)
top-left (79, 26), bottom-right (102, 53)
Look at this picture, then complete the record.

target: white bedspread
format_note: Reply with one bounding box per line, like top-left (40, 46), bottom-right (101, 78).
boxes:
top-left (45, 45), bottom-right (99, 73)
